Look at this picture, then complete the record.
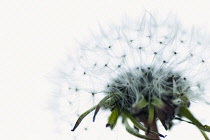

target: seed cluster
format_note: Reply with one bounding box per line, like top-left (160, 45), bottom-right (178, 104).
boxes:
top-left (107, 67), bottom-right (190, 109)
top-left (66, 14), bottom-right (210, 140)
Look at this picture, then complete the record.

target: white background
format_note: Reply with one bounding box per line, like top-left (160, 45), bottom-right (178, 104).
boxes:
top-left (1, 0), bottom-right (210, 140)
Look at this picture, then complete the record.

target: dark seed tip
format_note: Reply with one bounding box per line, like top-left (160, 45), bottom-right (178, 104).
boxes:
top-left (159, 134), bottom-right (167, 138)
top-left (106, 124), bottom-right (110, 127)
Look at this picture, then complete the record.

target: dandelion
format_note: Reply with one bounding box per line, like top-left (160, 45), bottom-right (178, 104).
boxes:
top-left (67, 13), bottom-right (210, 140)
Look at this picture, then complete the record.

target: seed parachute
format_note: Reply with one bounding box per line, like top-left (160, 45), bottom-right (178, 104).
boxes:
top-left (67, 13), bottom-right (210, 140)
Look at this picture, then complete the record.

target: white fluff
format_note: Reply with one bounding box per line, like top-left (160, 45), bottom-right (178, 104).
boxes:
top-left (68, 13), bottom-right (210, 109)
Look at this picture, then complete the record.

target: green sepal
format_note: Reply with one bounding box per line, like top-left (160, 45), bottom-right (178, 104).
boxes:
top-left (151, 96), bottom-right (164, 108)
top-left (133, 97), bottom-right (148, 109)
top-left (148, 103), bottom-right (155, 125)
top-left (200, 130), bottom-right (210, 140)
top-left (123, 110), bottom-right (166, 138)
top-left (71, 105), bottom-right (96, 131)
top-left (106, 106), bottom-right (120, 129)
top-left (122, 114), bottom-right (158, 140)
top-left (179, 106), bottom-right (210, 132)
top-left (180, 95), bottom-right (190, 107)
top-left (93, 93), bottom-right (120, 122)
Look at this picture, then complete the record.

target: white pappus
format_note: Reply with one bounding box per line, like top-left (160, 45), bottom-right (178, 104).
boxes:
top-left (63, 13), bottom-right (210, 140)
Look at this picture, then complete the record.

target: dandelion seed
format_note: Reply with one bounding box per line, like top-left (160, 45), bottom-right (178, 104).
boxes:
top-left (66, 13), bottom-right (210, 140)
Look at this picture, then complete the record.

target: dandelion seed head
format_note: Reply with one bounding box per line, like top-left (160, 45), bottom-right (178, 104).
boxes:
top-left (65, 13), bottom-right (210, 139)
top-left (69, 14), bottom-right (210, 105)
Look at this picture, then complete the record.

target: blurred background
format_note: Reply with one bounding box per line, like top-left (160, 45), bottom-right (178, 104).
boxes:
top-left (0, 0), bottom-right (210, 140)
